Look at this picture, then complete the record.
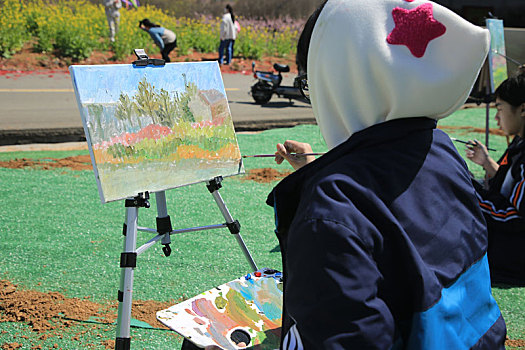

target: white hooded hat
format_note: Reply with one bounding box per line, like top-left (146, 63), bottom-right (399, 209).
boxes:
top-left (308, 0), bottom-right (490, 149)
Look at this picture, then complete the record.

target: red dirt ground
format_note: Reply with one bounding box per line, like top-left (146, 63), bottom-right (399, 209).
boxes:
top-left (243, 167), bottom-right (292, 183)
top-left (0, 156), bottom-right (292, 182)
top-left (0, 280), bottom-right (177, 349)
top-left (0, 155), bottom-right (93, 171)
top-left (506, 338), bottom-right (525, 348)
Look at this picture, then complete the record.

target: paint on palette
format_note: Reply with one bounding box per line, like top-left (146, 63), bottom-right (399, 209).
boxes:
top-left (70, 62), bottom-right (244, 203)
top-left (157, 270), bottom-right (282, 349)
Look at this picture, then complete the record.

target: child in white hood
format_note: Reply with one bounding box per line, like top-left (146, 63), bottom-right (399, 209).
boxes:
top-left (269, 0), bottom-right (507, 348)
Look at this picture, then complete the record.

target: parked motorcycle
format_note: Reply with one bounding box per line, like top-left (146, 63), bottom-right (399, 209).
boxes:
top-left (250, 62), bottom-right (308, 105)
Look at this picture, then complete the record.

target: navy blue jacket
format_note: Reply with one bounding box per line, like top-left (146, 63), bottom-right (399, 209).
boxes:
top-left (267, 118), bottom-right (506, 349)
top-left (474, 136), bottom-right (525, 285)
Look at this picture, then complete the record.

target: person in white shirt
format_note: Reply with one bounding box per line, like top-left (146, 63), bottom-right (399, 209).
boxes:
top-left (104, 0), bottom-right (121, 42)
top-left (218, 4), bottom-right (236, 65)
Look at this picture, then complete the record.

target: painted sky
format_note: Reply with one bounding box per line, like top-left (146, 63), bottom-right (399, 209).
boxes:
top-left (69, 61), bottom-right (225, 105)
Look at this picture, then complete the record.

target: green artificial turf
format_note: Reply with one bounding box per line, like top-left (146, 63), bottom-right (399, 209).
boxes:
top-left (0, 108), bottom-right (523, 349)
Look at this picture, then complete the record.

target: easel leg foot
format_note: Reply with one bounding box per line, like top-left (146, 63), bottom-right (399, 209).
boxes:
top-left (115, 337), bottom-right (131, 350)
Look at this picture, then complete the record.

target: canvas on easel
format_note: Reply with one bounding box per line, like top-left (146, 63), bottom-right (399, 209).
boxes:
top-left (70, 61), bottom-right (244, 203)
top-left (486, 18), bottom-right (508, 94)
top-left (481, 19), bottom-right (509, 150)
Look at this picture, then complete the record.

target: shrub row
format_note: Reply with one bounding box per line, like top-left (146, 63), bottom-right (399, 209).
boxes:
top-left (0, 0), bottom-right (301, 61)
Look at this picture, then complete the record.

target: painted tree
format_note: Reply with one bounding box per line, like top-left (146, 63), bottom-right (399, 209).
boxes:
top-left (134, 77), bottom-right (160, 124)
top-left (155, 88), bottom-right (179, 126)
top-left (115, 93), bottom-right (139, 129)
top-left (87, 103), bottom-right (105, 143)
top-left (177, 81), bottom-right (198, 123)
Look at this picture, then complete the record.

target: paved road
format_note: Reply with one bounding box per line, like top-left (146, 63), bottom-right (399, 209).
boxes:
top-left (0, 70), bottom-right (315, 145)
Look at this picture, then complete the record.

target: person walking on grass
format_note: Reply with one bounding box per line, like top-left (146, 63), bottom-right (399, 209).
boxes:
top-left (104, 0), bottom-right (121, 42)
top-left (218, 4), bottom-right (236, 66)
top-left (139, 18), bottom-right (177, 63)
top-left (465, 73), bottom-right (525, 286)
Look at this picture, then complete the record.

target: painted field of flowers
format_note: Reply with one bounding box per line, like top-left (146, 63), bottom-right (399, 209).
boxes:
top-left (0, 0), bottom-right (302, 61)
top-left (71, 62), bottom-right (243, 203)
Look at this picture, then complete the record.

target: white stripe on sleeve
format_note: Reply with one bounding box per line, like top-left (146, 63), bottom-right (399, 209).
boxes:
top-left (283, 324), bottom-right (303, 350)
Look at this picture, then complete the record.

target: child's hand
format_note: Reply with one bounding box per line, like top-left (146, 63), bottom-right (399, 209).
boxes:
top-left (275, 140), bottom-right (315, 170)
top-left (465, 139), bottom-right (489, 167)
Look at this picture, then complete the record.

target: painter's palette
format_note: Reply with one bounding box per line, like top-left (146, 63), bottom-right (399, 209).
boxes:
top-left (157, 268), bottom-right (283, 349)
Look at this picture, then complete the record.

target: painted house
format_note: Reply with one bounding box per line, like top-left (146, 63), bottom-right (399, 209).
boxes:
top-left (189, 89), bottom-right (229, 123)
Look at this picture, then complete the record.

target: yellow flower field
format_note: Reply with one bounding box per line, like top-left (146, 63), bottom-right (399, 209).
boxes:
top-left (0, 0), bottom-right (299, 60)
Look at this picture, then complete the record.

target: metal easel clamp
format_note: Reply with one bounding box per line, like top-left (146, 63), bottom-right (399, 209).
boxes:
top-left (156, 216), bottom-right (173, 234)
top-left (227, 220), bottom-right (241, 235)
top-left (206, 176), bottom-right (223, 193)
top-left (156, 215), bottom-right (173, 257)
top-left (132, 48), bottom-right (165, 67)
top-left (120, 252), bottom-right (137, 268)
top-left (125, 192), bottom-right (150, 208)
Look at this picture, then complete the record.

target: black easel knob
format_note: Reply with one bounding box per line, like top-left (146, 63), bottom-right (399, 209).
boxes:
top-left (125, 192), bottom-right (150, 208)
top-left (162, 244), bottom-right (172, 257)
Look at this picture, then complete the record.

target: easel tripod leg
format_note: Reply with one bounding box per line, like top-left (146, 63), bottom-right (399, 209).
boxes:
top-left (207, 177), bottom-right (258, 271)
top-left (115, 206), bottom-right (139, 349)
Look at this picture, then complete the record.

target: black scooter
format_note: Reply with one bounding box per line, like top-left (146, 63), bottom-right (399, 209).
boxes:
top-left (249, 62), bottom-right (308, 105)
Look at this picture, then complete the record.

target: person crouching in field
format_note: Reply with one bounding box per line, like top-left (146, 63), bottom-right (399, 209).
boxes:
top-left (268, 0), bottom-right (507, 348)
top-left (465, 73), bottom-right (525, 286)
top-left (139, 18), bottom-right (177, 63)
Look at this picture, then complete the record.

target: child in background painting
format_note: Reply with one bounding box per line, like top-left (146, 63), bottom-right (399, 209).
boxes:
top-left (139, 18), bottom-right (177, 62)
top-left (268, 0), bottom-right (506, 348)
top-left (464, 73), bottom-right (525, 286)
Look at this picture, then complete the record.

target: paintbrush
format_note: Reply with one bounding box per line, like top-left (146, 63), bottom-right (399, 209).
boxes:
top-left (451, 138), bottom-right (497, 151)
top-left (242, 153), bottom-right (325, 158)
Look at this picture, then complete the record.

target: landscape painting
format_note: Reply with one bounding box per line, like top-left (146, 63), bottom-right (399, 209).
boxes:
top-left (70, 62), bottom-right (244, 203)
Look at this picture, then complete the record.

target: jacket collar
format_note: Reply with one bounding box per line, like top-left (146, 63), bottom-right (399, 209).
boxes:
top-left (509, 136), bottom-right (524, 152)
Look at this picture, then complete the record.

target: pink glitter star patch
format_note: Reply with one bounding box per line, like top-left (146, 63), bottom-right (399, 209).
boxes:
top-left (386, 3), bottom-right (446, 58)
